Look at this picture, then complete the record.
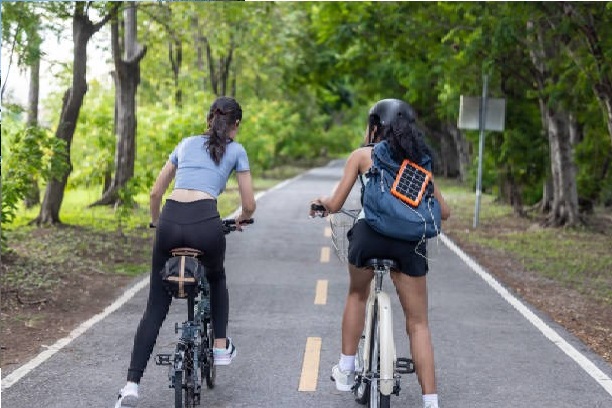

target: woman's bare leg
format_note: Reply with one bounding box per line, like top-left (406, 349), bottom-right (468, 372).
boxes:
top-left (391, 272), bottom-right (436, 395)
top-left (341, 264), bottom-right (373, 355)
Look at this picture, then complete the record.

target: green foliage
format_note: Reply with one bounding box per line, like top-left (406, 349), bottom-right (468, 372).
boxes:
top-left (115, 177), bottom-right (144, 237)
top-left (1, 107), bottom-right (68, 248)
top-left (69, 81), bottom-right (115, 189)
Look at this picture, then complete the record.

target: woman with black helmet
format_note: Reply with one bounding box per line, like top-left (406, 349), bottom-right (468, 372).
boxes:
top-left (310, 98), bottom-right (450, 408)
top-left (114, 96), bottom-right (256, 408)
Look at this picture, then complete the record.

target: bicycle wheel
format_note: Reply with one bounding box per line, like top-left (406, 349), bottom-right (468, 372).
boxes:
top-left (184, 345), bottom-right (196, 408)
top-left (174, 369), bottom-right (183, 408)
top-left (356, 301), bottom-right (377, 405)
top-left (201, 320), bottom-right (216, 388)
top-left (368, 317), bottom-right (391, 408)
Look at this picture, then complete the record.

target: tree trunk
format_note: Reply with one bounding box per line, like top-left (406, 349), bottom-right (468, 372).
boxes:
top-left (92, 2), bottom-right (146, 207)
top-left (169, 38), bottom-right (182, 107)
top-left (35, 4), bottom-right (117, 224)
top-left (445, 123), bottom-right (470, 181)
top-left (544, 108), bottom-right (580, 226)
top-left (527, 19), bottom-right (581, 227)
top-left (24, 37), bottom-right (41, 208)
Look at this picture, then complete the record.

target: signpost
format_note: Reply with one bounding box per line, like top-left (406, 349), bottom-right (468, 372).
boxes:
top-left (458, 75), bottom-right (506, 228)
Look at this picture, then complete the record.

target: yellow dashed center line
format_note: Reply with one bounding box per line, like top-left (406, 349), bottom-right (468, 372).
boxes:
top-left (324, 227), bottom-right (332, 237)
top-left (314, 279), bottom-right (328, 305)
top-left (298, 337), bottom-right (322, 392)
top-left (320, 246), bottom-right (330, 263)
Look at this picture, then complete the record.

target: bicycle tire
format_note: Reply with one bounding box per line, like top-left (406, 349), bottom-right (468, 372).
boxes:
top-left (185, 345), bottom-right (196, 408)
top-left (203, 321), bottom-right (216, 388)
top-left (174, 370), bottom-right (183, 408)
top-left (369, 315), bottom-right (391, 408)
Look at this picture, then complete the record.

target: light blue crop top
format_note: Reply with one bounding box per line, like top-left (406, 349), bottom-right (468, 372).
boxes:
top-left (169, 135), bottom-right (250, 198)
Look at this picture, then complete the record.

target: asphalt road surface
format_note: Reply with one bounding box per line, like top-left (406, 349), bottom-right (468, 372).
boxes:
top-left (3, 160), bottom-right (612, 408)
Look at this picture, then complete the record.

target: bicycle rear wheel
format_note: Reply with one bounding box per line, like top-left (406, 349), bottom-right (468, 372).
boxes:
top-left (202, 320), bottom-right (216, 388)
top-left (369, 317), bottom-right (390, 408)
top-left (184, 344), bottom-right (197, 408)
top-left (174, 370), bottom-right (183, 408)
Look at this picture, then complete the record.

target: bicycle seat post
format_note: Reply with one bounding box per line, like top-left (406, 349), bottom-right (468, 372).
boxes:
top-left (187, 295), bottom-right (195, 322)
top-left (373, 268), bottom-right (385, 293)
top-left (365, 258), bottom-right (399, 293)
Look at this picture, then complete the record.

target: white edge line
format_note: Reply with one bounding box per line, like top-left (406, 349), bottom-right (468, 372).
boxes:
top-left (440, 233), bottom-right (612, 396)
top-left (1, 172), bottom-right (306, 391)
top-left (1, 277), bottom-right (149, 390)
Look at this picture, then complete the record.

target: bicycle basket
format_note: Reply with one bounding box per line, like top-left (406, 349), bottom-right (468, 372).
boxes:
top-left (329, 209), bottom-right (360, 263)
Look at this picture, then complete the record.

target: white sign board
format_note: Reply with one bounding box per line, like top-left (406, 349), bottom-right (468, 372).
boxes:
top-left (458, 96), bottom-right (506, 132)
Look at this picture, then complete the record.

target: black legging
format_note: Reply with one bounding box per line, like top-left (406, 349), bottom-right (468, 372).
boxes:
top-left (127, 199), bottom-right (228, 383)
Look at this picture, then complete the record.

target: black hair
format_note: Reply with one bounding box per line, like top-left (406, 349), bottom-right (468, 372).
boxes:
top-left (204, 96), bottom-right (243, 165)
top-left (368, 99), bottom-right (432, 165)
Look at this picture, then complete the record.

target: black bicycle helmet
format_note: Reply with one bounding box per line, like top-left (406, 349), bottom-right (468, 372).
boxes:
top-left (368, 98), bottom-right (416, 126)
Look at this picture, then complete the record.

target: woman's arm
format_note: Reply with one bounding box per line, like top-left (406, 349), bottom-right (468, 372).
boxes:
top-left (433, 181), bottom-right (451, 220)
top-left (236, 170), bottom-right (256, 223)
top-left (310, 148), bottom-right (365, 215)
top-left (150, 161), bottom-right (176, 225)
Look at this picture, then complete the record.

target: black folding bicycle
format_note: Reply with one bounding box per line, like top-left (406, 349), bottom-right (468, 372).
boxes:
top-left (155, 218), bottom-right (253, 408)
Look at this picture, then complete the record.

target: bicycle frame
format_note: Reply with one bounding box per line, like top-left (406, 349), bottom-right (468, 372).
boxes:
top-left (362, 266), bottom-right (397, 397)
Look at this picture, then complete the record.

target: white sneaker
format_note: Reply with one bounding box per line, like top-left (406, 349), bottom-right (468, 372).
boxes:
top-left (114, 383), bottom-right (138, 408)
top-left (213, 337), bottom-right (236, 365)
top-left (330, 364), bottom-right (354, 392)
top-left (424, 401), bottom-right (439, 408)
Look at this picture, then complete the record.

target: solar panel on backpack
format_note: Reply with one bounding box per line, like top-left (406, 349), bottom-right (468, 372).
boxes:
top-left (391, 159), bottom-right (433, 207)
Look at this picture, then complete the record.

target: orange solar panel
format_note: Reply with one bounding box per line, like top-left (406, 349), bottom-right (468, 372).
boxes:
top-left (391, 159), bottom-right (432, 207)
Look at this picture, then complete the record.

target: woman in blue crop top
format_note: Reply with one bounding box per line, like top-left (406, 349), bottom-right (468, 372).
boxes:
top-left (115, 96), bottom-right (256, 408)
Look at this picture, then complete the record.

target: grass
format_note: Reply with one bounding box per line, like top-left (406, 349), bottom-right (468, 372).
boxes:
top-left (436, 178), bottom-right (612, 305)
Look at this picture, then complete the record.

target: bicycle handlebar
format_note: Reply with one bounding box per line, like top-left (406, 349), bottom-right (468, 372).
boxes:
top-left (149, 218), bottom-right (254, 235)
top-left (222, 218), bottom-right (254, 234)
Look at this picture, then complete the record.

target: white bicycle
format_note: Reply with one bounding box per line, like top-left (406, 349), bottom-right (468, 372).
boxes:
top-left (313, 206), bottom-right (416, 408)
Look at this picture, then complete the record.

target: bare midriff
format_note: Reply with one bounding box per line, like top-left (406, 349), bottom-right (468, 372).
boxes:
top-left (168, 188), bottom-right (215, 202)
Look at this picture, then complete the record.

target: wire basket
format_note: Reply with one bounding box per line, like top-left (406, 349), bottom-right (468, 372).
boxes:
top-left (329, 209), bottom-right (360, 263)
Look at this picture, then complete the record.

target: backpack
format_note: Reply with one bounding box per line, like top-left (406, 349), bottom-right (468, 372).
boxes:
top-left (362, 141), bottom-right (442, 242)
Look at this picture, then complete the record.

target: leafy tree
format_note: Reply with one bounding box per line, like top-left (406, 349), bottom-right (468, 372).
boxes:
top-left (93, 1), bottom-right (147, 206)
top-left (33, 2), bottom-right (120, 224)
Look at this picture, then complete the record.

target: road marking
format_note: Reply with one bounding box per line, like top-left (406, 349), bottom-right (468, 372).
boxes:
top-left (298, 337), bottom-right (322, 391)
top-left (324, 226), bottom-right (332, 237)
top-left (314, 280), bottom-right (328, 305)
top-left (320, 247), bottom-right (330, 263)
top-left (440, 233), bottom-right (612, 397)
top-left (1, 277), bottom-right (150, 390)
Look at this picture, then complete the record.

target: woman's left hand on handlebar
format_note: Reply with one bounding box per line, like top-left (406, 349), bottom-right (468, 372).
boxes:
top-left (309, 199), bottom-right (329, 218)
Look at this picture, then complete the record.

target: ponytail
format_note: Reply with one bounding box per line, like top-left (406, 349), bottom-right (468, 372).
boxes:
top-left (204, 97), bottom-right (243, 165)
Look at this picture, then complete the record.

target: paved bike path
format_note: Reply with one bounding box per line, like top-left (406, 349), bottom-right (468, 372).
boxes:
top-left (2, 160), bottom-right (612, 407)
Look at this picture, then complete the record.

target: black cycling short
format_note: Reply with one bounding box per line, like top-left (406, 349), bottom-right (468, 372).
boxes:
top-left (347, 219), bottom-right (428, 277)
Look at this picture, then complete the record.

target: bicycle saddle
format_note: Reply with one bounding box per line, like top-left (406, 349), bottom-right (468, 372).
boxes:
top-left (364, 258), bottom-right (399, 270)
top-left (170, 247), bottom-right (203, 257)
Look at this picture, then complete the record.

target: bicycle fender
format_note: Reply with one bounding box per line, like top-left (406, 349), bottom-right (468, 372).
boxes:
top-left (377, 292), bottom-right (396, 396)
top-left (361, 283), bottom-right (376, 376)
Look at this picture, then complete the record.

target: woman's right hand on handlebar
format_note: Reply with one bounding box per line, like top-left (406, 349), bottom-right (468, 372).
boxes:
top-left (233, 215), bottom-right (253, 231)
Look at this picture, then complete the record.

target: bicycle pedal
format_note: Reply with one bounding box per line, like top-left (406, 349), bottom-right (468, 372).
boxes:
top-left (155, 353), bottom-right (173, 366)
top-left (395, 357), bottom-right (415, 374)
